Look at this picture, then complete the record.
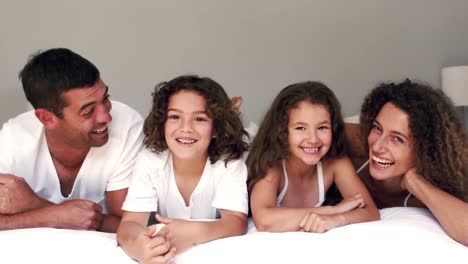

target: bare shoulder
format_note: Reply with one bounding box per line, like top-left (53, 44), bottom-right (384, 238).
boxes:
top-left (262, 163), bottom-right (283, 184)
top-left (322, 156), bottom-right (355, 176)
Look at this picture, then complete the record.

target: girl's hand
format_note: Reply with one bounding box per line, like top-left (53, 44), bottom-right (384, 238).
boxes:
top-left (299, 213), bottom-right (345, 233)
top-left (136, 225), bottom-right (176, 264)
top-left (333, 193), bottom-right (365, 214)
top-left (156, 214), bottom-right (198, 253)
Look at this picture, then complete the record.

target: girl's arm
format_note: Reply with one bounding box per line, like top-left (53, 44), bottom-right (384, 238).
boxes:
top-left (323, 157), bottom-right (380, 228)
top-left (250, 166), bottom-right (350, 232)
top-left (402, 168), bottom-right (468, 246)
top-left (299, 157), bottom-right (380, 233)
top-left (117, 211), bottom-right (175, 264)
top-left (156, 210), bottom-right (247, 253)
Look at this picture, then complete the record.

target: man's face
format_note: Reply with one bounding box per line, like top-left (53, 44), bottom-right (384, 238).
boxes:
top-left (55, 78), bottom-right (113, 148)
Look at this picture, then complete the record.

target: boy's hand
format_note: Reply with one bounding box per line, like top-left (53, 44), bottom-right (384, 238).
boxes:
top-left (156, 214), bottom-right (198, 253)
top-left (136, 224), bottom-right (176, 264)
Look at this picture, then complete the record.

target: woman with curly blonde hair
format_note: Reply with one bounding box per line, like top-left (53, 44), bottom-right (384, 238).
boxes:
top-left (359, 79), bottom-right (467, 245)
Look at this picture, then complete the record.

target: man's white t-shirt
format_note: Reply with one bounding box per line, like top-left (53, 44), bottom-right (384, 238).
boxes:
top-left (122, 149), bottom-right (248, 219)
top-left (0, 101), bottom-right (144, 210)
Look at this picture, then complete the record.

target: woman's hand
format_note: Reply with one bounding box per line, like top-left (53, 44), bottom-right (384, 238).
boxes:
top-left (401, 167), bottom-right (420, 191)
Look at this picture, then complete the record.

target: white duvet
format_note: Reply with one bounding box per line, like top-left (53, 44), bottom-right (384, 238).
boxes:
top-left (1, 207), bottom-right (466, 264)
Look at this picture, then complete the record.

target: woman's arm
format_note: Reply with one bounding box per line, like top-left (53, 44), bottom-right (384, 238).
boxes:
top-left (117, 211), bottom-right (175, 263)
top-left (403, 168), bottom-right (468, 246)
top-left (250, 167), bottom-right (345, 232)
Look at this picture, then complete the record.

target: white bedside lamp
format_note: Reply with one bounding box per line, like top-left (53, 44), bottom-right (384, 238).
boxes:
top-left (441, 66), bottom-right (468, 129)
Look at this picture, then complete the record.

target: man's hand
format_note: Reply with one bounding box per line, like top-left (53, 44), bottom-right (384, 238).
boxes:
top-left (155, 214), bottom-right (198, 253)
top-left (0, 173), bottom-right (46, 214)
top-left (48, 200), bottom-right (104, 230)
top-left (135, 225), bottom-right (176, 264)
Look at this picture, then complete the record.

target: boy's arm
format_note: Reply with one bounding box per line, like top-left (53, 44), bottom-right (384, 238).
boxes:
top-left (195, 209), bottom-right (247, 242)
top-left (155, 209), bottom-right (247, 254)
top-left (117, 211), bottom-right (175, 263)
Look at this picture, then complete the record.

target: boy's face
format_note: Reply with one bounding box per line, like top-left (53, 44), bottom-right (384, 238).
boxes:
top-left (164, 90), bottom-right (214, 162)
top-left (53, 78), bottom-right (113, 148)
top-left (287, 101), bottom-right (332, 166)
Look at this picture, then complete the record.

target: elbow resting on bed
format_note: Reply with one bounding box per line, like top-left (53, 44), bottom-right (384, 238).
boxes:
top-left (252, 211), bottom-right (279, 232)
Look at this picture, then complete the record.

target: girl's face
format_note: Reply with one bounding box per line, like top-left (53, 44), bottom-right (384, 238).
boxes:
top-left (164, 90), bottom-right (214, 161)
top-left (287, 101), bottom-right (332, 166)
top-left (368, 102), bottom-right (415, 180)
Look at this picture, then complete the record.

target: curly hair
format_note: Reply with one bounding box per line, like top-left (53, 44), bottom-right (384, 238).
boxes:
top-left (143, 75), bottom-right (249, 165)
top-left (247, 81), bottom-right (346, 192)
top-left (360, 79), bottom-right (466, 200)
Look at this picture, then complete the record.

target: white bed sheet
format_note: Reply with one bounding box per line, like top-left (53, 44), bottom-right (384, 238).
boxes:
top-left (1, 207), bottom-right (466, 264)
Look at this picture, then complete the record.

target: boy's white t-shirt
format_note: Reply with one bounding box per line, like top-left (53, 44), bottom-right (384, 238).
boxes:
top-left (122, 149), bottom-right (248, 219)
top-left (0, 101), bottom-right (144, 210)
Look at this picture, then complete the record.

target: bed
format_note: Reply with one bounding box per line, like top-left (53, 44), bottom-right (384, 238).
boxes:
top-left (1, 123), bottom-right (466, 263)
top-left (1, 207), bottom-right (466, 263)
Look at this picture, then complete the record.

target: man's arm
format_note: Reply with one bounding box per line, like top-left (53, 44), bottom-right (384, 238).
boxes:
top-left (99, 108), bottom-right (144, 232)
top-left (0, 174), bottom-right (52, 214)
top-left (99, 188), bottom-right (128, 233)
top-left (0, 199), bottom-right (104, 231)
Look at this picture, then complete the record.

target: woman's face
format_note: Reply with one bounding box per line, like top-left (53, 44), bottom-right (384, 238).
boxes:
top-left (367, 102), bottom-right (415, 180)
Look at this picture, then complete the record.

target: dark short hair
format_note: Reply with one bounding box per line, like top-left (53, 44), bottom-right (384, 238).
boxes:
top-left (360, 79), bottom-right (466, 200)
top-left (143, 75), bottom-right (249, 165)
top-left (247, 81), bottom-right (346, 192)
top-left (19, 48), bottom-right (100, 117)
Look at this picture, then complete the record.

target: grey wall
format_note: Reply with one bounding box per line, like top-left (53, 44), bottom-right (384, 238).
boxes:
top-left (1, 0), bottom-right (468, 125)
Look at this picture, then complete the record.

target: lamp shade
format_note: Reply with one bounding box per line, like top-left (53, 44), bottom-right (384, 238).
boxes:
top-left (441, 66), bottom-right (468, 106)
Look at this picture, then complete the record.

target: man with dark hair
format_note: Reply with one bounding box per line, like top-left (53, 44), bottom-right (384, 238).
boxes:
top-left (0, 48), bottom-right (143, 232)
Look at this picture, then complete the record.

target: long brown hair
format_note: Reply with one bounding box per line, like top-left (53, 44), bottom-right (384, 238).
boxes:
top-left (143, 75), bottom-right (249, 165)
top-left (247, 81), bottom-right (346, 192)
top-left (360, 79), bottom-right (466, 200)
